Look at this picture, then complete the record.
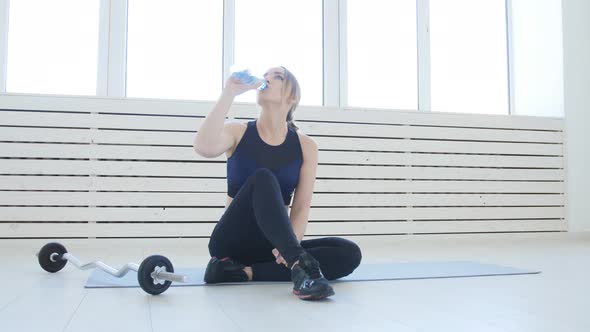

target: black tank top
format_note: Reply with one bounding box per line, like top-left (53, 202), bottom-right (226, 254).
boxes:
top-left (227, 120), bottom-right (303, 205)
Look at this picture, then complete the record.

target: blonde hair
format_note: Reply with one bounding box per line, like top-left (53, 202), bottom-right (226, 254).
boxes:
top-left (281, 66), bottom-right (301, 131)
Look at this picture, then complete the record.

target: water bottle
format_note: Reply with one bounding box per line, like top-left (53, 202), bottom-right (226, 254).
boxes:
top-left (230, 66), bottom-right (268, 91)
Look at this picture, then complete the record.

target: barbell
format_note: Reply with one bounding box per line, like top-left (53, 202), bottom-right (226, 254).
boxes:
top-left (36, 242), bottom-right (188, 295)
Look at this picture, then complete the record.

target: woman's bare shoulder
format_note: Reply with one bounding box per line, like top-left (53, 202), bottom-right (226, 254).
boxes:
top-left (296, 131), bottom-right (318, 155)
top-left (225, 121), bottom-right (249, 158)
top-left (226, 120), bottom-right (248, 131)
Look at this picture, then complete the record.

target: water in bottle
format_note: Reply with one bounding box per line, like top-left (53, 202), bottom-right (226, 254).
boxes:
top-left (230, 66), bottom-right (268, 91)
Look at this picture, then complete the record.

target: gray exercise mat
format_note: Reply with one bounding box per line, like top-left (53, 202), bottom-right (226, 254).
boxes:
top-left (85, 261), bottom-right (540, 288)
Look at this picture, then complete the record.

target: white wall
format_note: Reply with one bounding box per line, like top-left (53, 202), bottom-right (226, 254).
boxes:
top-left (562, 0), bottom-right (590, 231)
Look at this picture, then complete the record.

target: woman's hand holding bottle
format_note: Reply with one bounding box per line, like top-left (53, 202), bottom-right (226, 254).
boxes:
top-left (222, 74), bottom-right (264, 98)
top-left (222, 66), bottom-right (268, 98)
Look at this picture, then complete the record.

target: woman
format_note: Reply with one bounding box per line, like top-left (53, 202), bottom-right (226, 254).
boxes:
top-left (193, 66), bottom-right (362, 301)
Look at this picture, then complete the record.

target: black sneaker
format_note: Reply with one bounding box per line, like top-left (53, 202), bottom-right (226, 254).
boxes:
top-left (204, 256), bottom-right (249, 284)
top-left (291, 252), bottom-right (335, 300)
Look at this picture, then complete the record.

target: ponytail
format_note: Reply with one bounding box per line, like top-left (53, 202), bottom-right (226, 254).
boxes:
top-left (281, 66), bottom-right (301, 132)
top-left (286, 109), bottom-right (299, 131)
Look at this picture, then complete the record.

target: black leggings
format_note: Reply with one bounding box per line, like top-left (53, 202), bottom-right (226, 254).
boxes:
top-left (208, 168), bottom-right (362, 281)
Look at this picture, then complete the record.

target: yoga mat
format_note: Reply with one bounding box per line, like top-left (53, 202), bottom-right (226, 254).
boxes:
top-left (85, 261), bottom-right (540, 288)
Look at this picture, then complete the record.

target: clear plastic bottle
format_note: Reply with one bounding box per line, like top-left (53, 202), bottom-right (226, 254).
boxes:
top-left (230, 66), bottom-right (268, 91)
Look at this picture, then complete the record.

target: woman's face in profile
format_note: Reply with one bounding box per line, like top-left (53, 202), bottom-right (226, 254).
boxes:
top-left (257, 66), bottom-right (291, 107)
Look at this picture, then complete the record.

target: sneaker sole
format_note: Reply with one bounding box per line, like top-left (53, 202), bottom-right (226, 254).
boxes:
top-left (293, 287), bottom-right (335, 300)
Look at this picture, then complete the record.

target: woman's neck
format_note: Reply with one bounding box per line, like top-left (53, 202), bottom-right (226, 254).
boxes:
top-left (257, 110), bottom-right (289, 139)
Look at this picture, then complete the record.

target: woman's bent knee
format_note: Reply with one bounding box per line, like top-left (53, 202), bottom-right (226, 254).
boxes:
top-left (208, 239), bottom-right (218, 257)
top-left (252, 168), bottom-right (276, 183)
top-left (323, 238), bottom-right (363, 280)
top-left (343, 241), bottom-right (362, 277)
top-left (336, 237), bottom-right (363, 270)
top-left (247, 168), bottom-right (282, 195)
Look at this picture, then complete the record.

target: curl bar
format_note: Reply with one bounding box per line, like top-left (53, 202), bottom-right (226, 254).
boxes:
top-left (36, 242), bottom-right (188, 295)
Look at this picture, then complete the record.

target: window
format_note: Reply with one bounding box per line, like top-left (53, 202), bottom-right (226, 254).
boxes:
top-left (126, 0), bottom-right (223, 101)
top-left (233, 0), bottom-right (323, 106)
top-left (429, 0), bottom-right (509, 114)
top-left (510, 0), bottom-right (564, 117)
top-left (345, 0), bottom-right (418, 110)
top-left (6, 0), bottom-right (100, 95)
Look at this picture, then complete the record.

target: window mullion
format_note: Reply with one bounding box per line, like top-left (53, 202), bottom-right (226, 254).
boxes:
top-left (96, 0), bottom-right (110, 96)
top-left (505, 0), bottom-right (515, 115)
top-left (0, 0), bottom-right (10, 93)
top-left (323, 0), bottom-right (340, 107)
top-left (97, 0), bottom-right (127, 97)
top-left (222, 0), bottom-right (235, 100)
top-left (337, 0), bottom-right (347, 108)
top-left (416, 0), bottom-right (431, 112)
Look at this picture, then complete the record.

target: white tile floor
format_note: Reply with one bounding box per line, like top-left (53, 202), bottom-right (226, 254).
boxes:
top-left (1, 232), bottom-right (589, 332)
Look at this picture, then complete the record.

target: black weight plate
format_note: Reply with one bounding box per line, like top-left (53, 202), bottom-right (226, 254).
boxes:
top-left (137, 255), bottom-right (174, 295)
top-left (38, 242), bottom-right (68, 273)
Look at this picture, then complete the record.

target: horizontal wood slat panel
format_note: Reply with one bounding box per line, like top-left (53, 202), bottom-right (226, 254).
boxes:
top-left (0, 176), bottom-right (564, 193)
top-left (0, 192), bottom-right (564, 207)
top-left (0, 111), bottom-right (563, 143)
top-left (0, 159), bottom-right (564, 179)
top-left (0, 127), bottom-right (564, 156)
top-left (0, 206), bottom-right (564, 222)
top-left (0, 96), bottom-right (566, 238)
top-left (0, 143), bottom-right (564, 168)
top-left (0, 219), bottom-right (566, 238)
top-left (0, 94), bottom-right (565, 130)
top-left (0, 127), bottom-right (92, 143)
top-left (307, 219), bottom-right (567, 234)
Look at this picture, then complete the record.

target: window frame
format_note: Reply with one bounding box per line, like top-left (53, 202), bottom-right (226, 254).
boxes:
top-left (0, 0), bottom-right (516, 115)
